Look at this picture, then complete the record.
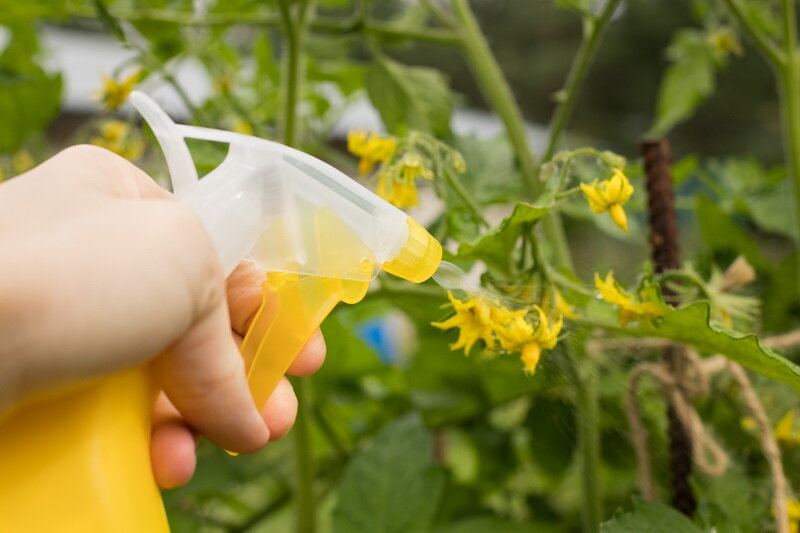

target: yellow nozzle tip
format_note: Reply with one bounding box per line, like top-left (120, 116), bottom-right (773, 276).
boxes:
top-left (382, 218), bottom-right (442, 283)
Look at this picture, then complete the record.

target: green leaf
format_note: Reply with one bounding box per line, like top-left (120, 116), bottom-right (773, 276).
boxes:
top-left (554, 0), bottom-right (592, 17)
top-left (365, 57), bottom-right (453, 137)
top-left (0, 22), bottom-right (61, 153)
top-left (621, 302), bottom-right (800, 391)
top-left (600, 498), bottom-right (704, 533)
top-left (649, 29), bottom-right (717, 137)
top-left (694, 466), bottom-right (770, 533)
top-left (762, 252), bottom-right (800, 332)
top-left (436, 516), bottom-right (550, 533)
top-left (332, 414), bottom-right (444, 533)
top-left (452, 135), bottom-right (523, 205)
top-left (457, 203), bottom-right (550, 275)
top-left (695, 195), bottom-right (767, 269)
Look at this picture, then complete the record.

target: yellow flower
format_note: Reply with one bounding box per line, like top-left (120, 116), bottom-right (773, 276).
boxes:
top-left (519, 307), bottom-right (563, 374)
top-left (708, 29), bottom-right (743, 58)
top-left (432, 292), bottom-right (497, 354)
top-left (97, 70), bottom-right (140, 111)
top-left (347, 130), bottom-right (396, 175)
top-left (520, 343), bottom-right (542, 375)
top-left (91, 120), bottom-right (145, 160)
top-left (580, 169), bottom-right (634, 232)
top-left (775, 410), bottom-right (800, 447)
top-left (374, 154), bottom-right (435, 208)
top-left (376, 174), bottom-right (419, 208)
top-left (433, 294), bottom-right (563, 374)
top-left (740, 416), bottom-right (757, 432)
top-left (232, 117), bottom-right (254, 136)
top-left (398, 154), bottom-right (434, 182)
top-left (595, 271), bottom-right (668, 326)
top-left (496, 314), bottom-right (534, 352)
top-left (543, 287), bottom-right (579, 319)
top-left (11, 149), bottom-right (35, 174)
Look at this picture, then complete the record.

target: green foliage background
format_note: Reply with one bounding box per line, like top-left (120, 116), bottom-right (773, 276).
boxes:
top-left (1, 1), bottom-right (799, 532)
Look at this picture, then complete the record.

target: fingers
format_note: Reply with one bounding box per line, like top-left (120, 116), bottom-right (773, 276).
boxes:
top-left (226, 261), bottom-right (270, 336)
top-left (149, 378), bottom-right (297, 490)
top-left (287, 330), bottom-right (326, 376)
top-left (227, 262), bottom-right (327, 376)
top-left (151, 394), bottom-right (196, 489)
top-left (153, 293), bottom-right (270, 454)
top-left (262, 378), bottom-right (298, 441)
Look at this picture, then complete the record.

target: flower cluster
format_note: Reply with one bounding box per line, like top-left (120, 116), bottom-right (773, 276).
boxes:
top-left (581, 168), bottom-right (634, 232)
top-left (347, 130), bottom-right (397, 176)
top-left (432, 292), bottom-right (564, 374)
top-left (347, 130), bottom-right (463, 209)
top-left (97, 71), bottom-right (140, 111)
top-left (595, 271), bottom-right (669, 326)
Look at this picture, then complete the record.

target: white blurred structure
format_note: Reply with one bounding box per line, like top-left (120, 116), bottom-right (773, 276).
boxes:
top-left (36, 25), bottom-right (548, 151)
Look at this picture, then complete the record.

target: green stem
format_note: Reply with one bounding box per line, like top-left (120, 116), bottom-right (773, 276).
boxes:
top-left (277, 0), bottom-right (315, 147)
top-left (292, 379), bottom-right (316, 533)
top-left (449, 0), bottom-right (576, 271)
top-left (442, 170), bottom-right (489, 226)
top-left (449, 0), bottom-right (539, 197)
top-left (541, 0), bottom-right (622, 162)
top-left (720, 0), bottom-right (784, 68)
top-left (555, 186), bottom-right (582, 199)
top-left (726, 0), bottom-right (800, 289)
top-left (572, 334), bottom-right (602, 532)
top-left (276, 2), bottom-right (317, 531)
top-left (69, 7), bottom-right (461, 45)
top-left (422, 0), bottom-right (457, 28)
top-left (779, 0), bottom-right (800, 263)
top-left (537, 0), bottom-right (622, 272)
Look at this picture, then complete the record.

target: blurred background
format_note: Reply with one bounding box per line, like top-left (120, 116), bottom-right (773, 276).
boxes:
top-left (1, 1), bottom-right (798, 532)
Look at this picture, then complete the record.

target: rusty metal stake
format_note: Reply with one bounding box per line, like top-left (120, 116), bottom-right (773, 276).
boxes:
top-left (641, 138), bottom-right (697, 516)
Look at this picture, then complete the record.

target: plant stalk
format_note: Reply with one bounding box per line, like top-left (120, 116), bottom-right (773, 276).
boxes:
top-left (538, 0), bottom-right (621, 272)
top-left (576, 349), bottom-right (602, 533)
top-left (541, 0), bottom-right (622, 163)
top-left (70, 7), bottom-right (462, 44)
top-left (293, 378), bottom-right (316, 533)
top-left (276, 2), bottom-right (318, 531)
top-left (449, 0), bottom-right (576, 270)
top-left (442, 170), bottom-right (489, 226)
top-left (722, 0), bottom-right (800, 291)
top-left (779, 0), bottom-right (800, 287)
top-left (449, 0), bottom-right (540, 197)
top-left (567, 330), bottom-right (602, 533)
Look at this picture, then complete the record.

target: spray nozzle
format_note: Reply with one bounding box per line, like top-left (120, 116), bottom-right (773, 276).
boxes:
top-left (130, 91), bottom-right (442, 283)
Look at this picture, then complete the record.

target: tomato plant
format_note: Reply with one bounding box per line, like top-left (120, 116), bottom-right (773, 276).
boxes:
top-left (3, 0), bottom-right (800, 531)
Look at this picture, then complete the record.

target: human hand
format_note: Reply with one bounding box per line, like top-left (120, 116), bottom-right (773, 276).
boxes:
top-left (0, 145), bottom-right (325, 487)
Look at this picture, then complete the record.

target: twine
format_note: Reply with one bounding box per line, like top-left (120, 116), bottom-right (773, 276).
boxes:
top-left (625, 351), bottom-right (792, 533)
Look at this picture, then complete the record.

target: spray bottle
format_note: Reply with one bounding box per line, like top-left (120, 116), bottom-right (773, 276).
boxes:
top-left (0, 92), bottom-right (442, 532)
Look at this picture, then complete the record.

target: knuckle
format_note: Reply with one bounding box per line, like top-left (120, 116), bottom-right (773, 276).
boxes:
top-left (57, 145), bottom-right (143, 197)
top-left (60, 144), bottom-right (117, 162)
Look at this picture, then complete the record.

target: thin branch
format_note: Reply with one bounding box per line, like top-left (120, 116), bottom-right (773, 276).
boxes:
top-left (541, 0), bottom-right (622, 163)
top-left (67, 7), bottom-right (461, 45)
top-left (720, 0), bottom-right (785, 67)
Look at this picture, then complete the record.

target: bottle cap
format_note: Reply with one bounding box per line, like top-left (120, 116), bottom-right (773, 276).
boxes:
top-left (382, 218), bottom-right (442, 283)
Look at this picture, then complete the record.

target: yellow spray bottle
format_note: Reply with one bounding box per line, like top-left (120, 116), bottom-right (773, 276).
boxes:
top-left (0, 92), bottom-right (441, 532)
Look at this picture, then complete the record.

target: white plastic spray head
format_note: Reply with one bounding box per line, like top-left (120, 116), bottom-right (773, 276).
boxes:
top-left (130, 91), bottom-right (432, 281)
